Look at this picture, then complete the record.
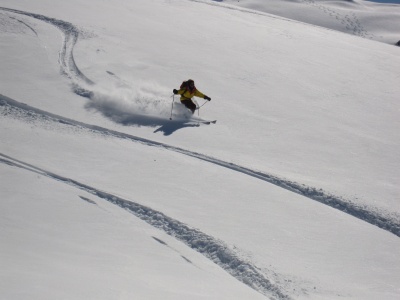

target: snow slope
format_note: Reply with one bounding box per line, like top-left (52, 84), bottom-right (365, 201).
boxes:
top-left (222, 0), bottom-right (400, 45)
top-left (1, 0), bottom-right (400, 299)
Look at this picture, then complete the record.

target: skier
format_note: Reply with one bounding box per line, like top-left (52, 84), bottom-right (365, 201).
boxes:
top-left (173, 79), bottom-right (211, 114)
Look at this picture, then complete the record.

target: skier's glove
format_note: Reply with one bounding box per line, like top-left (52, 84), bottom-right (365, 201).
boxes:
top-left (173, 89), bottom-right (178, 94)
top-left (204, 96), bottom-right (211, 101)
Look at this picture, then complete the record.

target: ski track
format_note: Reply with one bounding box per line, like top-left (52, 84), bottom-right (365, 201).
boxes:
top-left (0, 153), bottom-right (291, 300)
top-left (8, 15), bottom-right (38, 36)
top-left (0, 7), bottom-right (94, 89)
top-left (1, 95), bottom-right (399, 238)
top-left (1, 4), bottom-right (399, 298)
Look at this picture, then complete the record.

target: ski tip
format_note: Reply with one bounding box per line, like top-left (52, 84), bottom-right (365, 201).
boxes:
top-left (198, 120), bottom-right (217, 125)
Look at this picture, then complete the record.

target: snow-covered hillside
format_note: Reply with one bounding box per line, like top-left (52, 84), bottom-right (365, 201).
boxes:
top-left (1, 0), bottom-right (399, 299)
top-left (222, 0), bottom-right (400, 45)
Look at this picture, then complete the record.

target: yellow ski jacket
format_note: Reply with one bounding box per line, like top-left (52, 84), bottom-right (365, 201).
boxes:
top-left (177, 87), bottom-right (206, 101)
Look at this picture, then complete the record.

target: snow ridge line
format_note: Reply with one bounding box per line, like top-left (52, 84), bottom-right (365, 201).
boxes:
top-left (0, 154), bottom-right (291, 300)
top-left (0, 7), bottom-right (94, 88)
top-left (191, 0), bottom-right (343, 35)
top-left (1, 94), bottom-right (399, 238)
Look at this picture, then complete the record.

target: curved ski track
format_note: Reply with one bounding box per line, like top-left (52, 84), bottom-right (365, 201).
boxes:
top-left (0, 153), bottom-right (290, 300)
top-left (1, 4), bottom-right (399, 298)
top-left (1, 95), bottom-right (399, 240)
top-left (0, 7), bottom-right (94, 88)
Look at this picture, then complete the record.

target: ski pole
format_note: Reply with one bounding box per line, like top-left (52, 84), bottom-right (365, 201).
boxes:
top-left (169, 94), bottom-right (175, 120)
top-left (196, 100), bottom-right (208, 116)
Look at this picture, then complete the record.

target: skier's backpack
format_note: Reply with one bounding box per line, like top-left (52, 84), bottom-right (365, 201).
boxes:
top-left (180, 81), bottom-right (189, 90)
top-left (180, 79), bottom-right (195, 92)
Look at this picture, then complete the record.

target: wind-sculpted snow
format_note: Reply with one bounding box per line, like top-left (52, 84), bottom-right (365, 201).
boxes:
top-left (0, 153), bottom-right (291, 300)
top-left (1, 94), bottom-right (399, 238)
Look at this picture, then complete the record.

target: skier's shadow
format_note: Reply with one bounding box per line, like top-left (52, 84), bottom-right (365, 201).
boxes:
top-left (116, 115), bottom-right (200, 136)
top-left (85, 101), bottom-right (200, 135)
top-left (154, 121), bottom-right (200, 136)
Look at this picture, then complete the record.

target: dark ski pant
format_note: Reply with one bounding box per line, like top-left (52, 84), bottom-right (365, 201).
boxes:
top-left (181, 99), bottom-right (196, 114)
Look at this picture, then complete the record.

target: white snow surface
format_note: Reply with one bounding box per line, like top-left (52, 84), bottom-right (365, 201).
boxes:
top-left (222, 0), bottom-right (400, 45)
top-left (1, 0), bottom-right (399, 299)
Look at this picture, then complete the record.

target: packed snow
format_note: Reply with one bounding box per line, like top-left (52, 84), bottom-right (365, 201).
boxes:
top-left (1, 0), bottom-right (399, 299)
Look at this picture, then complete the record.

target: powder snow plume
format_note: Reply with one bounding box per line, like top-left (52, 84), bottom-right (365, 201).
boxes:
top-left (84, 80), bottom-right (186, 126)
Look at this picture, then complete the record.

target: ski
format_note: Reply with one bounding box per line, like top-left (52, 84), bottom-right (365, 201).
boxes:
top-left (170, 118), bottom-right (216, 125)
top-left (196, 120), bottom-right (217, 125)
top-left (185, 120), bottom-right (216, 126)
